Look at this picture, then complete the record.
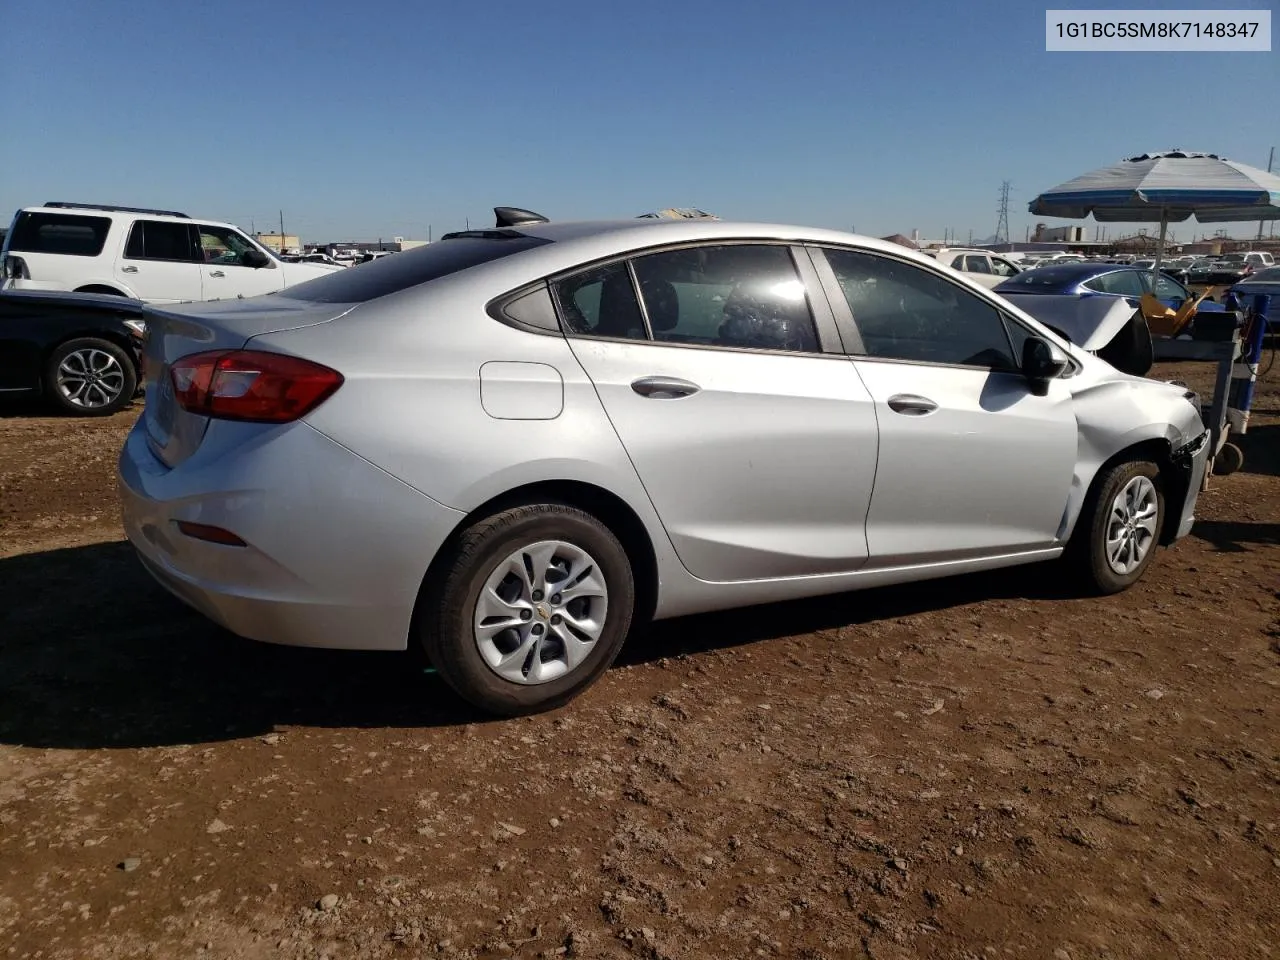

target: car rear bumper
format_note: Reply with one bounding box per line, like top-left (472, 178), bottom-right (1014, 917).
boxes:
top-left (118, 418), bottom-right (465, 651)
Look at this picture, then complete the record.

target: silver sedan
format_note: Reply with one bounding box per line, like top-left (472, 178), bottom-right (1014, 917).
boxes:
top-left (118, 211), bottom-right (1210, 714)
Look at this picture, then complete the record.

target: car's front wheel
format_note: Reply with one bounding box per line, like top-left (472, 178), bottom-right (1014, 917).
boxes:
top-left (1069, 458), bottom-right (1165, 594)
top-left (422, 504), bottom-right (635, 715)
top-left (44, 337), bottom-right (138, 416)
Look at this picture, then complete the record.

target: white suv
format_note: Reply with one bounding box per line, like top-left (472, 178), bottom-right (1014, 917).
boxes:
top-left (926, 248), bottom-right (1023, 289)
top-left (1, 202), bottom-right (341, 302)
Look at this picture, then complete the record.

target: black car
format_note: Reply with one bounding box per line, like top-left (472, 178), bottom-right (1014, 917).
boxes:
top-left (0, 288), bottom-right (146, 415)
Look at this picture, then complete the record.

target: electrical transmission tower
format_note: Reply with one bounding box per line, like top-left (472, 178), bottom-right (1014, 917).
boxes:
top-left (995, 180), bottom-right (1011, 244)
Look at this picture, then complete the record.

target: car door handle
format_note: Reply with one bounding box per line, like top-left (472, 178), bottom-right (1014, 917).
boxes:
top-left (208, 270), bottom-right (225, 278)
top-left (631, 376), bottom-right (700, 399)
top-left (887, 394), bottom-right (938, 416)
top-left (121, 265), bottom-right (138, 274)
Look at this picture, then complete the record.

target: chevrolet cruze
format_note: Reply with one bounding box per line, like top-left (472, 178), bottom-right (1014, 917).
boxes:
top-left (118, 210), bottom-right (1210, 714)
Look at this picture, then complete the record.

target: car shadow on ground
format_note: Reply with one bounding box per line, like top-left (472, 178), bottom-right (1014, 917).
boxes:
top-left (1190, 520), bottom-right (1280, 552)
top-left (0, 540), bottom-right (1079, 750)
top-left (1239, 422), bottom-right (1279, 478)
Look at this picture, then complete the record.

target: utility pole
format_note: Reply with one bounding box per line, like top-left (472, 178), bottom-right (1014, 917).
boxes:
top-left (1260, 146), bottom-right (1275, 241)
top-left (279, 210), bottom-right (285, 254)
top-left (995, 180), bottom-right (1011, 244)
top-left (968, 229), bottom-right (974, 245)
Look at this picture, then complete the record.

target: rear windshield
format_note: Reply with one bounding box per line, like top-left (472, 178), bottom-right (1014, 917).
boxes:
top-left (1247, 266), bottom-right (1280, 282)
top-left (7, 211), bottom-right (112, 257)
top-left (281, 232), bottom-right (552, 303)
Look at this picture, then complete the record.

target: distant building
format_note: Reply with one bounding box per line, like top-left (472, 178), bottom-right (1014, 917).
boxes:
top-left (1033, 224), bottom-right (1086, 243)
top-left (253, 232), bottom-right (301, 255)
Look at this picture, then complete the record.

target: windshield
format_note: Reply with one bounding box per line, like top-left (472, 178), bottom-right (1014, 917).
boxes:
top-left (1246, 266), bottom-right (1280, 282)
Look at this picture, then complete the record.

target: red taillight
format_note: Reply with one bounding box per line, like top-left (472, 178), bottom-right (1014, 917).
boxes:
top-left (169, 350), bottom-right (343, 423)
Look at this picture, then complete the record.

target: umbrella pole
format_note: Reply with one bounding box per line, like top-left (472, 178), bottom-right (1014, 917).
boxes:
top-left (1151, 209), bottom-right (1168, 288)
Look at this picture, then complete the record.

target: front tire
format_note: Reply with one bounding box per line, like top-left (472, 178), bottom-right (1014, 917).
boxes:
top-left (1069, 459), bottom-right (1164, 594)
top-left (422, 504), bottom-right (635, 715)
top-left (44, 337), bottom-right (138, 416)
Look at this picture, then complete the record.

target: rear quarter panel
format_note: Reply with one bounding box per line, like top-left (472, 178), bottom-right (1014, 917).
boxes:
top-left (246, 277), bottom-right (685, 571)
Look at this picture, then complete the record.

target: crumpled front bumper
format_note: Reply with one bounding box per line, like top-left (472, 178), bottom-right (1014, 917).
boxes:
top-left (1168, 428), bottom-right (1211, 541)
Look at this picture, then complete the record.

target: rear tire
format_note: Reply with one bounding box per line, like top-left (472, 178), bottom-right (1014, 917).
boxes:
top-left (421, 504), bottom-right (635, 715)
top-left (1067, 459), bottom-right (1164, 595)
top-left (44, 337), bottom-right (137, 416)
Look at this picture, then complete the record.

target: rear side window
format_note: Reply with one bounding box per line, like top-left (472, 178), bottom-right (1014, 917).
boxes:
top-left (8, 212), bottom-right (111, 257)
top-left (552, 262), bottom-right (648, 340)
top-left (124, 220), bottom-right (198, 262)
top-left (630, 244), bottom-right (819, 352)
top-left (283, 232), bottom-right (553, 303)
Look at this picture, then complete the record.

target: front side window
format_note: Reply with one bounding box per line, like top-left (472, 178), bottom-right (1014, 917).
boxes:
top-left (990, 257), bottom-right (1019, 277)
top-left (1151, 274), bottom-right (1187, 301)
top-left (7, 212), bottom-right (111, 257)
top-left (124, 220), bottom-right (197, 262)
top-left (822, 247), bottom-right (1018, 370)
top-left (962, 254), bottom-right (992, 274)
top-left (197, 225), bottom-right (262, 266)
top-left (630, 244), bottom-right (819, 352)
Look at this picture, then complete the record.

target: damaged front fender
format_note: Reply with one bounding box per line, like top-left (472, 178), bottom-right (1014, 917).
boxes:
top-left (1057, 376), bottom-right (1205, 544)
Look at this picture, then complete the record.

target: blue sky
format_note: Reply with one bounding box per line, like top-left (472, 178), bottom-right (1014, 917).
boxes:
top-left (0, 0), bottom-right (1274, 243)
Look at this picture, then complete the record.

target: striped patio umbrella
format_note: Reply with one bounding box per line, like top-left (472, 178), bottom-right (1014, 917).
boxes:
top-left (1029, 150), bottom-right (1280, 279)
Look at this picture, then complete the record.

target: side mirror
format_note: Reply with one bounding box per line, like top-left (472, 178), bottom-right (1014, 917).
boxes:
top-left (1021, 336), bottom-right (1068, 396)
top-left (242, 249), bottom-right (271, 269)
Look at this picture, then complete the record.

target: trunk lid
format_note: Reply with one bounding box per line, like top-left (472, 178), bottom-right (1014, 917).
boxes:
top-left (142, 295), bottom-right (356, 467)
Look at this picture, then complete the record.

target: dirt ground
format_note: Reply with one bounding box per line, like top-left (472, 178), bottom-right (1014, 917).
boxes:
top-left (1, 360), bottom-right (1277, 960)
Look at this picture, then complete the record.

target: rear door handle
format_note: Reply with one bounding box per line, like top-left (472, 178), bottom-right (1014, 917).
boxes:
top-left (631, 376), bottom-right (700, 399)
top-left (209, 270), bottom-right (225, 278)
top-left (121, 265), bottom-right (138, 274)
top-left (887, 394), bottom-right (938, 416)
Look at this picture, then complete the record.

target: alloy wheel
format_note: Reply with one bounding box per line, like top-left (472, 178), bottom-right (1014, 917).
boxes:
top-left (1105, 475), bottom-right (1158, 575)
top-left (473, 540), bottom-right (609, 685)
top-left (57, 348), bottom-right (126, 409)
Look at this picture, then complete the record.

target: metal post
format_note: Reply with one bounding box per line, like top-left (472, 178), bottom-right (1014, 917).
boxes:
top-left (1227, 294), bottom-right (1272, 434)
top-left (1259, 147), bottom-right (1274, 242)
top-left (1150, 210), bottom-right (1168, 288)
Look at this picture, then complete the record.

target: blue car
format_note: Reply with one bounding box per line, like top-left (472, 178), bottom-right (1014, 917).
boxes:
top-left (994, 262), bottom-right (1226, 313)
top-left (1226, 265), bottom-right (1280, 304)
